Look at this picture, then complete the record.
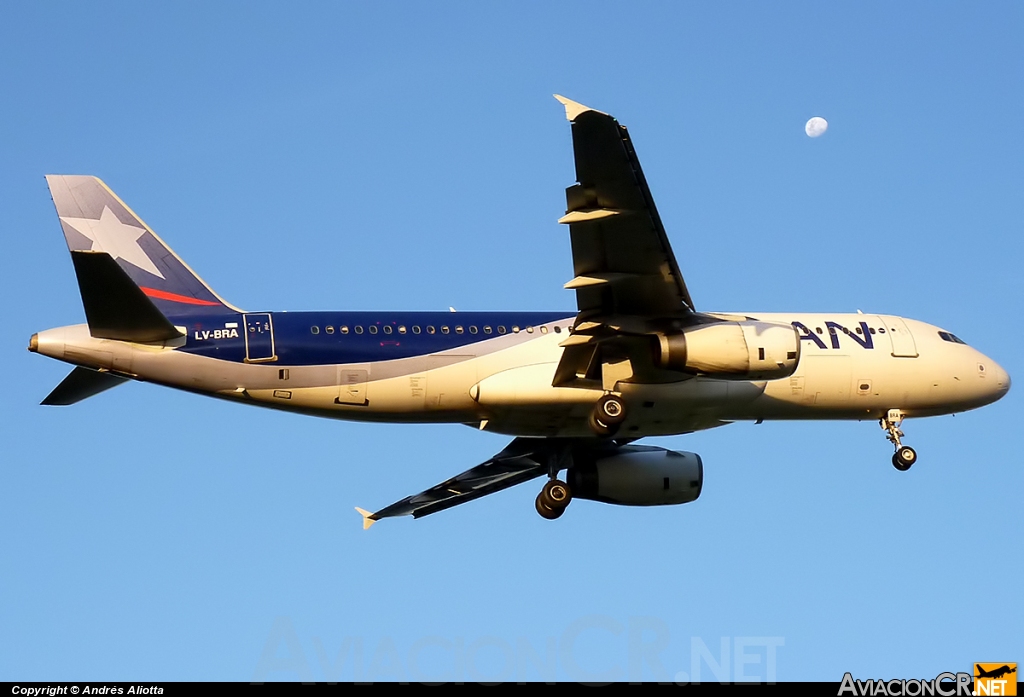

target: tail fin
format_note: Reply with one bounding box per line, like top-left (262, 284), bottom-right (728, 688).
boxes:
top-left (46, 175), bottom-right (239, 317)
top-left (70, 250), bottom-right (183, 342)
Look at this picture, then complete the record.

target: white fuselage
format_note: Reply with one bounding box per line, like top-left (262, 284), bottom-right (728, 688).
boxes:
top-left (33, 313), bottom-right (1010, 439)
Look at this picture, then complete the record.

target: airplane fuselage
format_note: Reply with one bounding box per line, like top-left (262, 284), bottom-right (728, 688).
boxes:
top-left (30, 97), bottom-right (1014, 523)
top-left (32, 311), bottom-right (1010, 439)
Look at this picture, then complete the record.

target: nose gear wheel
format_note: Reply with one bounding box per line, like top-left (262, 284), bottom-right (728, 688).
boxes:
top-left (881, 409), bottom-right (917, 471)
top-left (892, 446), bottom-right (917, 471)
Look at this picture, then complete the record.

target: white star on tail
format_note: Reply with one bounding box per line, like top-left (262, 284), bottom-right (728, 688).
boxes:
top-left (60, 206), bottom-right (165, 279)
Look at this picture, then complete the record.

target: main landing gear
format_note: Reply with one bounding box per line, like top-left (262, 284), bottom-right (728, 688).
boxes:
top-left (881, 409), bottom-right (917, 471)
top-left (535, 478), bottom-right (573, 520)
top-left (588, 393), bottom-right (627, 437)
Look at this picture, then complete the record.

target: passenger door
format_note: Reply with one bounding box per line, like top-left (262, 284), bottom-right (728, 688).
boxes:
top-left (877, 315), bottom-right (918, 358)
top-left (244, 313), bottom-right (276, 362)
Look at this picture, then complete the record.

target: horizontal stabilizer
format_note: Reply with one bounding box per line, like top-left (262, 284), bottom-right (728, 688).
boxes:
top-left (41, 366), bottom-right (128, 406)
top-left (71, 251), bottom-right (183, 342)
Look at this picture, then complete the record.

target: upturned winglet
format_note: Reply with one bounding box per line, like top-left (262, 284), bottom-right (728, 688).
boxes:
top-left (553, 94), bottom-right (605, 121)
top-left (354, 507), bottom-right (377, 530)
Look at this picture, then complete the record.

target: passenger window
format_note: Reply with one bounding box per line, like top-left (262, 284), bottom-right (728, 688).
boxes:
top-left (455, 326), bottom-right (464, 334)
top-left (484, 326), bottom-right (492, 334)
top-left (879, 328), bottom-right (886, 333)
top-left (469, 326), bottom-right (478, 334)
top-left (412, 326), bottom-right (421, 334)
top-left (540, 326), bottom-right (548, 334)
top-left (341, 326), bottom-right (349, 334)
top-left (311, 326), bottom-right (320, 335)
top-left (869, 328), bottom-right (875, 334)
top-left (369, 326), bottom-right (378, 334)
top-left (554, 326), bottom-right (561, 334)
top-left (383, 325), bottom-right (392, 334)
top-left (427, 326), bottom-right (436, 334)
top-left (526, 326), bottom-right (534, 333)
top-left (828, 327), bottom-right (836, 335)
top-left (816, 327), bottom-right (823, 334)
top-left (326, 326), bottom-right (334, 334)
top-left (398, 326), bottom-right (407, 334)
top-left (512, 326), bottom-right (520, 333)
top-left (855, 327), bottom-right (862, 334)
top-left (355, 326), bottom-right (363, 334)
top-left (441, 326), bottom-right (450, 334)
top-left (498, 326), bottom-right (507, 334)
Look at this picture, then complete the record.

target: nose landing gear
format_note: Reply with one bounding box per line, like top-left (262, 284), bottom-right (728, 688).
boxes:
top-left (881, 409), bottom-right (917, 471)
top-left (535, 478), bottom-right (573, 520)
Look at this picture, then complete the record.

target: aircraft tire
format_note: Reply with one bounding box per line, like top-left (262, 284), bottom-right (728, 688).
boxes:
top-left (588, 410), bottom-right (618, 437)
top-left (535, 494), bottom-right (564, 520)
top-left (541, 479), bottom-right (572, 508)
top-left (596, 395), bottom-right (627, 425)
top-left (892, 446), bottom-right (916, 471)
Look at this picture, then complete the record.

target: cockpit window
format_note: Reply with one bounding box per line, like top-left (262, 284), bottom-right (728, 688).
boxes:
top-left (938, 331), bottom-right (967, 345)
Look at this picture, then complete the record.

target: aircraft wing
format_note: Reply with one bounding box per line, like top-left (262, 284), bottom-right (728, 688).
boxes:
top-left (555, 95), bottom-right (694, 320)
top-left (356, 438), bottom-right (570, 527)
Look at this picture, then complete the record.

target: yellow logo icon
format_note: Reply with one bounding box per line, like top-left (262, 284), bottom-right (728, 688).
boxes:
top-left (974, 664), bottom-right (1017, 696)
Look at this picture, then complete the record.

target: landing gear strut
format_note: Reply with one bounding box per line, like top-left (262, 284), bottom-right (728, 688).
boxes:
top-left (535, 479), bottom-right (572, 520)
top-left (881, 409), bottom-right (917, 471)
top-left (588, 394), bottom-right (627, 437)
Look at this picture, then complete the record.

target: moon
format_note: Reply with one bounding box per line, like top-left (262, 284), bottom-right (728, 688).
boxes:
top-left (805, 117), bottom-right (828, 138)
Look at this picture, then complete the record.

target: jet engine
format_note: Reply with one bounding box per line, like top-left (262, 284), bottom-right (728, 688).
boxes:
top-left (653, 320), bottom-right (800, 381)
top-left (567, 446), bottom-right (703, 506)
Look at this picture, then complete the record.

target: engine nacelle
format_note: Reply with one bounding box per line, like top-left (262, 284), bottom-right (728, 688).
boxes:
top-left (654, 320), bottom-right (800, 380)
top-left (568, 446), bottom-right (703, 506)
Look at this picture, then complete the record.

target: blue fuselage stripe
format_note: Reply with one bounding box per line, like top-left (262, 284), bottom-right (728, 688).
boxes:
top-left (173, 311), bottom-right (575, 365)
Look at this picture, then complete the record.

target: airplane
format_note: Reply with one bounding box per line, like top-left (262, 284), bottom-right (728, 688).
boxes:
top-left (28, 95), bottom-right (1010, 527)
top-left (975, 665), bottom-right (1016, 680)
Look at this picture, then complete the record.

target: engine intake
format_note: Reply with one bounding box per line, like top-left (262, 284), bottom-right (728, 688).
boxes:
top-left (654, 320), bottom-right (800, 380)
top-left (568, 446), bottom-right (703, 506)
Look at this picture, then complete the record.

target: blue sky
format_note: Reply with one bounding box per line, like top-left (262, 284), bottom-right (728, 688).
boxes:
top-left (2, 2), bottom-right (1021, 682)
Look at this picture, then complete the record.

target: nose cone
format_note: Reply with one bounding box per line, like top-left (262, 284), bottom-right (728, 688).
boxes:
top-left (990, 360), bottom-right (1011, 399)
top-left (971, 353), bottom-right (1011, 408)
top-left (954, 350), bottom-right (1011, 412)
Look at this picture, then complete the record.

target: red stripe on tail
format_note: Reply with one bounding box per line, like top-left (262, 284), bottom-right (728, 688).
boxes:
top-left (141, 287), bottom-right (221, 307)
